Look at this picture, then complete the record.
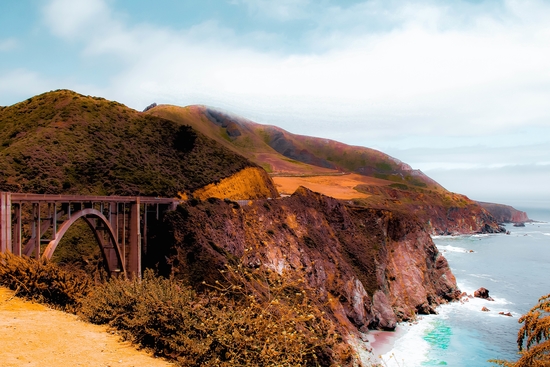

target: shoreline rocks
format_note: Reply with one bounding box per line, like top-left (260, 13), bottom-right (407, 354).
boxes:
top-left (474, 287), bottom-right (495, 301)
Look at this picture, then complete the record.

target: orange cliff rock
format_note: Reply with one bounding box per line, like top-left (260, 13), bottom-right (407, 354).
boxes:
top-left (476, 201), bottom-right (530, 223)
top-left (192, 167), bottom-right (279, 200)
top-left (149, 187), bottom-right (460, 343)
top-left (355, 185), bottom-right (504, 235)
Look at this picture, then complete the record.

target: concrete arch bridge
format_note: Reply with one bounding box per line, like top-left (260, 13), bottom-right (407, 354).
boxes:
top-left (0, 192), bottom-right (180, 279)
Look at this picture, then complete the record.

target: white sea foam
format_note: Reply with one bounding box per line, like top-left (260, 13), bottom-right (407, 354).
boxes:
top-left (471, 234), bottom-right (491, 238)
top-left (379, 321), bottom-right (431, 367)
top-left (379, 292), bottom-right (518, 366)
top-left (456, 281), bottom-right (512, 306)
top-left (437, 244), bottom-right (471, 253)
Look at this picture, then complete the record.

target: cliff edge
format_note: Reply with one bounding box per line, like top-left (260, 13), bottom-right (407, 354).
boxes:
top-left (476, 201), bottom-right (529, 223)
top-left (150, 187), bottom-right (460, 339)
top-left (192, 167), bottom-right (278, 200)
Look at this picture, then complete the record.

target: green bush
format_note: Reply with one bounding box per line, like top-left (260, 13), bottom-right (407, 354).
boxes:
top-left (491, 293), bottom-right (550, 367)
top-left (0, 252), bottom-right (92, 312)
top-left (80, 267), bottom-right (357, 367)
top-left (0, 252), bottom-right (360, 366)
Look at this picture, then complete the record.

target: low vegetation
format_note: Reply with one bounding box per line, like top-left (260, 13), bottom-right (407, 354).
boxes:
top-left (0, 253), bottom-right (358, 366)
top-left (0, 252), bottom-right (92, 312)
top-left (492, 294), bottom-right (550, 367)
top-left (0, 90), bottom-right (255, 196)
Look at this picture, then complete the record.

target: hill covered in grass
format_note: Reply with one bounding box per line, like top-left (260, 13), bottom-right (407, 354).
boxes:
top-left (146, 104), bottom-right (510, 234)
top-left (147, 105), bottom-right (440, 189)
top-left (0, 90), bottom-right (276, 198)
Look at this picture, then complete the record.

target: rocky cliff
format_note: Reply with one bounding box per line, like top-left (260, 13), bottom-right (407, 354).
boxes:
top-left (354, 185), bottom-right (504, 235)
top-left (150, 187), bottom-right (460, 340)
top-left (476, 201), bottom-right (529, 223)
top-left (192, 167), bottom-right (278, 200)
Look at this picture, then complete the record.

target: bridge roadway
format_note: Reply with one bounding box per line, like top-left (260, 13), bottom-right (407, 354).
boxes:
top-left (0, 192), bottom-right (181, 279)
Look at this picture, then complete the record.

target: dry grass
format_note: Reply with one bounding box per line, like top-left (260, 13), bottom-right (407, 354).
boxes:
top-left (490, 293), bottom-right (550, 367)
top-left (0, 252), bottom-right (92, 312)
top-left (0, 253), bottom-right (359, 366)
top-left (273, 173), bottom-right (390, 199)
top-left (80, 266), bottom-right (359, 366)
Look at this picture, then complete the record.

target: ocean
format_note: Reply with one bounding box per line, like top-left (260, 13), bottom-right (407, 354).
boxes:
top-left (379, 206), bottom-right (550, 367)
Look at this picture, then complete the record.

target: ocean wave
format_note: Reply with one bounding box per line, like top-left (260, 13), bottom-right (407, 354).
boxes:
top-left (471, 234), bottom-right (491, 238)
top-left (380, 320), bottom-right (432, 367)
top-left (469, 273), bottom-right (499, 282)
top-left (431, 234), bottom-right (470, 240)
top-left (455, 281), bottom-right (513, 306)
top-left (437, 244), bottom-right (470, 253)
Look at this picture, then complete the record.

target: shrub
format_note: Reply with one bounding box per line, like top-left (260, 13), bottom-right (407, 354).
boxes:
top-left (0, 253), bottom-right (92, 312)
top-left (80, 267), bottom-right (357, 366)
top-left (491, 293), bottom-right (550, 367)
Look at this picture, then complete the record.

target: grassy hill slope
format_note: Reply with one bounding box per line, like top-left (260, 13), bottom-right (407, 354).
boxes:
top-left (0, 90), bottom-right (267, 197)
top-left (147, 104), bottom-right (507, 234)
top-left (147, 105), bottom-right (352, 176)
top-left (147, 105), bottom-right (441, 190)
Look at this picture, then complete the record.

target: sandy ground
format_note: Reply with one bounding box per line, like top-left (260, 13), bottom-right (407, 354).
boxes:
top-left (273, 173), bottom-right (390, 200)
top-left (0, 287), bottom-right (174, 367)
top-left (365, 325), bottom-right (410, 364)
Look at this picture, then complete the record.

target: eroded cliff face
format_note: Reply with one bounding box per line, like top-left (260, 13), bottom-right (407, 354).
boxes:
top-left (476, 201), bottom-right (529, 223)
top-left (355, 185), bottom-right (504, 235)
top-left (192, 167), bottom-right (279, 200)
top-left (151, 187), bottom-right (460, 340)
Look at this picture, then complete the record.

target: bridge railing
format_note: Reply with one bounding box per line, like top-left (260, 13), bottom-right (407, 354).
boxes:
top-left (0, 192), bottom-right (182, 279)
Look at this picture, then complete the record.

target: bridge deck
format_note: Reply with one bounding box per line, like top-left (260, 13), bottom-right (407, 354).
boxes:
top-left (9, 193), bottom-right (180, 205)
top-left (1, 192), bottom-right (183, 278)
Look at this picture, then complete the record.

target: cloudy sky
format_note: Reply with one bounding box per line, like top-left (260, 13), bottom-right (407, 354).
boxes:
top-left (1, 0), bottom-right (549, 210)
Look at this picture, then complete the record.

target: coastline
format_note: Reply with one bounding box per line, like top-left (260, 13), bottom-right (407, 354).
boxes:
top-left (366, 324), bottom-right (411, 361)
top-left (375, 220), bottom-right (550, 366)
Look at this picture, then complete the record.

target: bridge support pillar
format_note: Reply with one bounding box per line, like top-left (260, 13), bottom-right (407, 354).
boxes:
top-left (0, 192), bottom-right (12, 253)
top-left (107, 203), bottom-right (119, 272)
top-left (13, 203), bottom-right (21, 256)
top-left (128, 198), bottom-right (141, 279)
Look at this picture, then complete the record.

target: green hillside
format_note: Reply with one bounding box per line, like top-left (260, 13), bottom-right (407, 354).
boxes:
top-left (147, 105), bottom-right (441, 189)
top-left (0, 90), bottom-right (255, 197)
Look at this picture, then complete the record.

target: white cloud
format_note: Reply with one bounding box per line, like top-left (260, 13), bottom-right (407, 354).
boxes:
top-left (393, 143), bottom-right (550, 170)
top-left (36, 0), bottom-right (550, 144)
top-left (39, 0), bottom-right (550, 142)
top-left (0, 69), bottom-right (52, 104)
top-left (0, 38), bottom-right (18, 52)
top-left (43, 0), bottom-right (111, 40)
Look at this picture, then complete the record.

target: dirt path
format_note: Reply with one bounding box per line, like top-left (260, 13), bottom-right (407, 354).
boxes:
top-left (0, 287), bottom-right (174, 367)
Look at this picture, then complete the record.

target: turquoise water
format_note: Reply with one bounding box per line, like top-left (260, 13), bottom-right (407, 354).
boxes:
top-left (381, 207), bottom-right (550, 367)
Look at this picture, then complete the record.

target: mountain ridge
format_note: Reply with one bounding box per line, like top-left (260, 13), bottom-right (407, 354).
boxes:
top-left (0, 90), bottom-right (509, 363)
top-left (146, 103), bottom-right (515, 234)
top-left (0, 90), bottom-right (276, 198)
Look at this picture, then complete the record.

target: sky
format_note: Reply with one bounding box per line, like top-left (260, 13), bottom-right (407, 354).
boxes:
top-left (1, 0), bottom-right (549, 211)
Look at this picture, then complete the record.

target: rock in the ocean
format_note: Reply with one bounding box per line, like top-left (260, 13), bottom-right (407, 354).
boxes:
top-left (481, 306), bottom-right (490, 312)
top-left (499, 311), bottom-right (513, 317)
top-left (474, 287), bottom-right (495, 301)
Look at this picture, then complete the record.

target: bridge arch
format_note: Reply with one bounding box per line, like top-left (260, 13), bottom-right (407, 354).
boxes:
top-left (42, 208), bottom-right (126, 277)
